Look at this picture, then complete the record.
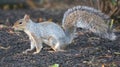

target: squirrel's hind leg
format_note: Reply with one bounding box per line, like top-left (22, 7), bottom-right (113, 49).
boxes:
top-left (49, 37), bottom-right (65, 52)
top-left (53, 43), bottom-right (66, 52)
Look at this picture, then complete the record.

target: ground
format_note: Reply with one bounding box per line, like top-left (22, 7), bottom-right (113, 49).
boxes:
top-left (0, 9), bottom-right (120, 67)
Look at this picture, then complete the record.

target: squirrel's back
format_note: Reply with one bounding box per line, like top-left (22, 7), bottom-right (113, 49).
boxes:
top-left (62, 6), bottom-right (116, 40)
top-left (27, 21), bottom-right (66, 39)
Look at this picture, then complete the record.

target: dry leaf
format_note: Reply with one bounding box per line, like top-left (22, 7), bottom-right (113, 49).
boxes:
top-left (48, 18), bottom-right (53, 22)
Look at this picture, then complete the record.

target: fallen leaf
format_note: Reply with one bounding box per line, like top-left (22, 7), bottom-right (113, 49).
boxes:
top-left (48, 18), bottom-right (53, 22)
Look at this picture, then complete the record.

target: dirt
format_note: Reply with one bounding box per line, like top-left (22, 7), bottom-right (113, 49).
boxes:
top-left (0, 9), bottom-right (120, 67)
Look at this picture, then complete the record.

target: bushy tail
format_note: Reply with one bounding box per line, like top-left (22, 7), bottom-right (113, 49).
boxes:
top-left (76, 21), bottom-right (117, 40)
top-left (62, 6), bottom-right (116, 40)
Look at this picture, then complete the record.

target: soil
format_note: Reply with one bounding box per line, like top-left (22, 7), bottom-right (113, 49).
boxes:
top-left (0, 9), bottom-right (120, 67)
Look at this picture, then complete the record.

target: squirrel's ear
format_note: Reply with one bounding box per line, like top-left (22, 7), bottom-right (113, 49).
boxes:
top-left (24, 14), bottom-right (30, 22)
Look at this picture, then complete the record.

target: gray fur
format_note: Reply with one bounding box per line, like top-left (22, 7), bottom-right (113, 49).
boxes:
top-left (62, 6), bottom-right (116, 40)
top-left (62, 6), bottom-right (110, 25)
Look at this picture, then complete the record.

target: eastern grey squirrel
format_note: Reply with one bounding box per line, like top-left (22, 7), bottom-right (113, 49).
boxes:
top-left (13, 6), bottom-right (116, 54)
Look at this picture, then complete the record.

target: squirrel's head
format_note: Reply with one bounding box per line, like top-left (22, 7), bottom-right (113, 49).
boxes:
top-left (13, 14), bottom-right (30, 30)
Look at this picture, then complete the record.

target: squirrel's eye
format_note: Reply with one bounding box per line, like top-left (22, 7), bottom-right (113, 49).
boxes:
top-left (19, 22), bottom-right (22, 24)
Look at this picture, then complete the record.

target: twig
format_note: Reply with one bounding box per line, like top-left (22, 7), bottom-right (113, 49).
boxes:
top-left (97, 0), bottom-right (100, 10)
top-left (109, 7), bottom-right (118, 17)
top-left (105, 1), bottom-right (108, 12)
top-left (90, 0), bottom-right (94, 7)
top-left (114, 8), bottom-right (120, 15)
top-left (100, 0), bottom-right (104, 12)
top-left (0, 45), bottom-right (10, 50)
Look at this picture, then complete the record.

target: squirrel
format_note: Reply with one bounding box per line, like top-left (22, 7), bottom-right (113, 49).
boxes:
top-left (13, 14), bottom-right (76, 54)
top-left (13, 6), bottom-right (116, 54)
top-left (62, 6), bottom-right (116, 40)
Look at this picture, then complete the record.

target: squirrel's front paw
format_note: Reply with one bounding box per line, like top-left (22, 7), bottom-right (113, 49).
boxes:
top-left (22, 49), bottom-right (32, 54)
